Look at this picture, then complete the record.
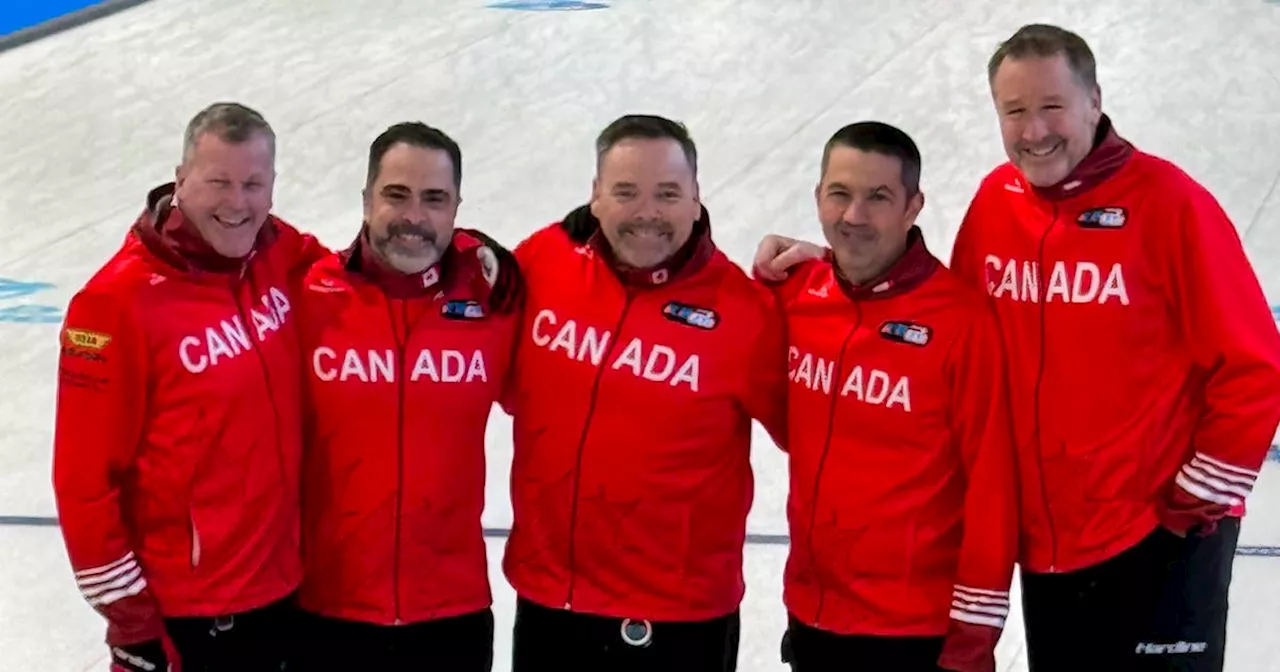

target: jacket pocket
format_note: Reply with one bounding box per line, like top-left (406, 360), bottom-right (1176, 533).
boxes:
top-left (812, 514), bottom-right (914, 583)
top-left (1072, 441), bottom-right (1144, 503)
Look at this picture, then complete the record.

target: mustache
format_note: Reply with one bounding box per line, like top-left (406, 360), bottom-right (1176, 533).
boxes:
top-left (383, 221), bottom-right (437, 243)
top-left (619, 220), bottom-right (674, 236)
top-left (836, 221), bottom-right (877, 240)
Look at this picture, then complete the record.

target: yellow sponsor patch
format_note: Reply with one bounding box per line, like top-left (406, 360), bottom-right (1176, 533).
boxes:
top-left (64, 328), bottom-right (112, 350)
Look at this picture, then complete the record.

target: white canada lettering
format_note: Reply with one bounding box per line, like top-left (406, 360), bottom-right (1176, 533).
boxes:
top-left (530, 308), bottom-right (700, 391)
top-left (178, 287), bottom-right (292, 374)
top-left (311, 347), bottom-right (488, 384)
top-left (789, 347), bottom-right (912, 412)
top-left (983, 255), bottom-right (1129, 305)
top-left (788, 346), bottom-right (836, 394)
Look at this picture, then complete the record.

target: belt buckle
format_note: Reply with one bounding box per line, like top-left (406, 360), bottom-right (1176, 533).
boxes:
top-left (209, 614), bottom-right (235, 637)
top-left (620, 618), bottom-right (652, 647)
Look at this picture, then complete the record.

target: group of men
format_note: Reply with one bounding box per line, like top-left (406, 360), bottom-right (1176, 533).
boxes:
top-left (50, 21), bottom-right (1280, 672)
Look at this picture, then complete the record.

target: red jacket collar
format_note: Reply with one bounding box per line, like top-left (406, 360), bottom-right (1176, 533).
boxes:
top-left (832, 226), bottom-right (939, 301)
top-left (340, 228), bottom-right (450, 299)
top-left (131, 182), bottom-right (278, 275)
top-left (1029, 114), bottom-right (1134, 201)
top-left (560, 204), bottom-right (715, 288)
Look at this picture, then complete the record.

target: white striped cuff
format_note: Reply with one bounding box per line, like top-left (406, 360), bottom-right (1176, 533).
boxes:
top-left (1176, 451), bottom-right (1259, 508)
top-left (75, 552), bottom-right (148, 607)
top-left (950, 584), bottom-right (1009, 629)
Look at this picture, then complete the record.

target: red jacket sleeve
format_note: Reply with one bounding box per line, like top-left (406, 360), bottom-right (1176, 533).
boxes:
top-left (499, 232), bottom-right (543, 416)
top-left (938, 300), bottom-right (1019, 672)
top-left (947, 190), bottom-right (987, 291)
top-left (741, 282), bottom-right (789, 450)
top-left (52, 283), bottom-right (165, 647)
top-left (1159, 181), bottom-right (1280, 532)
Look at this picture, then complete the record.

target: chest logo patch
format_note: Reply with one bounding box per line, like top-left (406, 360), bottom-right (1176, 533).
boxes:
top-left (879, 321), bottom-right (931, 347)
top-left (662, 301), bottom-right (719, 330)
top-left (441, 299), bottom-right (486, 320)
top-left (1076, 206), bottom-right (1127, 228)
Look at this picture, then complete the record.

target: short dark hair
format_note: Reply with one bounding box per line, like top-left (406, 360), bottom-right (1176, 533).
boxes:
top-left (183, 102), bottom-right (275, 162)
top-left (595, 114), bottom-right (698, 175)
top-left (987, 24), bottom-right (1098, 91)
top-left (821, 121), bottom-right (922, 196)
top-left (366, 122), bottom-right (462, 190)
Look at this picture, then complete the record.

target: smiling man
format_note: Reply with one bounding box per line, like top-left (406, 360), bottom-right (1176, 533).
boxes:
top-left (776, 121), bottom-right (1016, 672)
top-left (290, 121), bottom-right (522, 671)
top-left (500, 114), bottom-right (789, 671)
top-left (52, 102), bottom-right (326, 672)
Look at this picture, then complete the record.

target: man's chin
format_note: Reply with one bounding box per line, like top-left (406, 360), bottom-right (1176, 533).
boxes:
top-left (208, 233), bottom-right (258, 260)
top-left (386, 252), bottom-right (441, 275)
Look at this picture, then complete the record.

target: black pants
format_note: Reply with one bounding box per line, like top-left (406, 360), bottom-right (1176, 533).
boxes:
top-left (163, 595), bottom-right (299, 672)
top-left (290, 607), bottom-right (494, 671)
top-left (1021, 518), bottom-right (1239, 672)
top-left (511, 597), bottom-right (741, 672)
top-left (780, 614), bottom-right (945, 671)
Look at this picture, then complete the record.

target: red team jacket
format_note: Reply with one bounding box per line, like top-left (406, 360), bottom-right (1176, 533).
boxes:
top-left (502, 206), bottom-right (789, 621)
top-left (296, 231), bottom-right (518, 624)
top-left (951, 117), bottom-right (1280, 573)
top-left (53, 183), bottom-right (324, 645)
top-left (778, 230), bottom-right (1017, 650)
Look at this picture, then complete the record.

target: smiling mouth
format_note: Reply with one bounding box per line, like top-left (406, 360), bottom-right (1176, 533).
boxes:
top-left (213, 214), bottom-right (250, 228)
top-left (1024, 142), bottom-right (1062, 159)
top-left (625, 225), bottom-right (672, 236)
top-left (391, 231), bottom-right (435, 250)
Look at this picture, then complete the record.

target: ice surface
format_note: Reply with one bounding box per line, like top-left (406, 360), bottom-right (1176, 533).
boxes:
top-left (1, 0), bottom-right (1278, 669)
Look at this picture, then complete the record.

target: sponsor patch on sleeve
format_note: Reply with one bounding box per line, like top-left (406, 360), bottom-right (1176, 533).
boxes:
top-left (879, 320), bottom-right (931, 346)
top-left (662, 301), bottom-right (719, 330)
top-left (1076, 206), bottom-right (1127, 228)
top-left (63, 328), bottom-right (111, 350)
top-left (441, 299), bottom-right (487, 320)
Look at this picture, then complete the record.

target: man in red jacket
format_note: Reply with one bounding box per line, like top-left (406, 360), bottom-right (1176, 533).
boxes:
top-left (291, 121), bottom-right (521, 671)
top-left (52, 102), bottom-right (326, 672)
top-left (501, 114), bottom-right (789, 671)
top-left (752, 24), bottom-right (1280, 672)
top-left (776, 121), bottom-right (1017, 672)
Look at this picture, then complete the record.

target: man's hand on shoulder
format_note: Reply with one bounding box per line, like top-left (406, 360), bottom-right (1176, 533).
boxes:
top-left (752, 234), bottom-right (826, 283)
top-left (456, 228), bottom-right (524, 315)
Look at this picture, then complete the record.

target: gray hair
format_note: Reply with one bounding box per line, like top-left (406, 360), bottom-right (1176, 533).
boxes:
top-left (182, 102), bottom-right (276, 162)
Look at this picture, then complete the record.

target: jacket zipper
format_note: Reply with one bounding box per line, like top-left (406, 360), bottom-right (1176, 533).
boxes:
top-left (564, 292), bottom-right (636, 609)
top-left (806, 303), bottom-right (862, 626)
top-left (1033, 208), bottom-right (1060, 571)
top-left (230, 270), bottom-right (289, 487)
top-left (388, 299), bottom-right (409, 624)
top-left (219, 272), bottom-right (288, 572)
top-left (384, 296), bottom-right (433, 623)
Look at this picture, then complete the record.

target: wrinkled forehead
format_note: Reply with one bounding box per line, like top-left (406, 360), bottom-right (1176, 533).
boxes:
top-left (990, 54), bottom-right (1094, 106)
top-left (597, 138), bottom-right (695, 188)
top-left (371, 144), bottom-right (459, 197)
top-left (184, 132), bottom-right (275, 178)
top-left (821, 147), bottom-right (906, 193)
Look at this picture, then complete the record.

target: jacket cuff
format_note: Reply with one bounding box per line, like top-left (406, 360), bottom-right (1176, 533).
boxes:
top-left (1161, 451), bottom-right (1254, 536)
top-left (1173, 451), bottom-right (1257, 508)
top-left (949, 584), bottom-right (1009, 629)
top-left (938, 618), bottom-right (1001, 672)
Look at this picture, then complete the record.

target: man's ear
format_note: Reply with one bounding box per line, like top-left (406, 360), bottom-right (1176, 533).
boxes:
top-left (904, 190), bottom-right (926, 226)
top-left (589, 176), bottom-right (601, 218)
